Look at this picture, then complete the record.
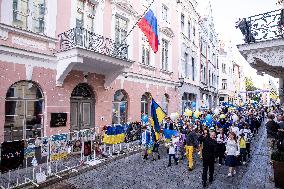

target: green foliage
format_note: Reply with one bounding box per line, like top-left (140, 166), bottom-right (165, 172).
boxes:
top-left (244, 77), bottom-right (257, 91)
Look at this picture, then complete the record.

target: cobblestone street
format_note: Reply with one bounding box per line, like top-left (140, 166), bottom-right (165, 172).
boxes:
top-left (43, 125), bottom-right (276, 189)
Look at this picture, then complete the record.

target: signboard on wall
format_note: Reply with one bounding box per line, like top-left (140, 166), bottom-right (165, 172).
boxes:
top-left (50, 113), bottom-right (67, 127)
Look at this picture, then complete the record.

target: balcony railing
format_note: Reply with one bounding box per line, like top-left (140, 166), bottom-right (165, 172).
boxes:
top-left (236, 9), bottom-right (284, 43)
top-left (58, 27), bottom-right (129, 60)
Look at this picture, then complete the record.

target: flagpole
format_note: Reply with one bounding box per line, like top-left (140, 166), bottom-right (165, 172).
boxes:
top-left (123, 0), bottom-right (155, 40)
top-left (114, 0), bottom-right (155, 57)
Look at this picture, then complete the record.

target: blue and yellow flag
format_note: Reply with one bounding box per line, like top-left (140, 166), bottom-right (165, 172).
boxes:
top-left (151, 98), bottom-right (166, 140)
top-left (103, 125), bottom-right (125, 144)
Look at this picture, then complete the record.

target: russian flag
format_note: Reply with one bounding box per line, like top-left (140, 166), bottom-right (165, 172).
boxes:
top-left (138, 8), bottom-right (159, 53)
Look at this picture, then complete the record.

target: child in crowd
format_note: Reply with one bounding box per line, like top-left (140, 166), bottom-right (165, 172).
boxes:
top-left (216, 128), bottom-right (227, 165)
top-left (167, 140), bottom-right (178, 167)
top-left (240, 123), bottom-right (252, 159)
top-left (239, 133), bottom-right (247, 165)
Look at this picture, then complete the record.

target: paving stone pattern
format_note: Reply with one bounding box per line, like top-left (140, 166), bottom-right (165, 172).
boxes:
top-left (43, 124), bottom-right (276, 189)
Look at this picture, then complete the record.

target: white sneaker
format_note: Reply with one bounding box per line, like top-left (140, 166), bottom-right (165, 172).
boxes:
top-left (228, 173), bottom-right (232, 177)
top-left (243, 162), bottom-right (246, 165)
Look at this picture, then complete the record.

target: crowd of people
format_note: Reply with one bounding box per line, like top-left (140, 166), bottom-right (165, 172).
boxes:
top-left (140, 104), bottom-right (269, 188)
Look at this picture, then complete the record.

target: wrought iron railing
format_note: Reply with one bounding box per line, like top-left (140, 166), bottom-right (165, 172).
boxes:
top-left (58, 27), bottom-right (129, 60)
top-left (236, 9), bottom-right (284, 43)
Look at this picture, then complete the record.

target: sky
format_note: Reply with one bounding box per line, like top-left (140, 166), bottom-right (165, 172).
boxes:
top-left (197, 0), bottom-right (280, 89)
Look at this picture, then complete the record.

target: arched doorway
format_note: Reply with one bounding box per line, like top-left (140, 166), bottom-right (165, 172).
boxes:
top-left (141, 92), bottom-right (151, 116)
top-left (70, 84), bottom-right (95, 132)
top-left (112, 90), bottom-right (128, 124)
top-left (5, 81), bottom-right (44, 141)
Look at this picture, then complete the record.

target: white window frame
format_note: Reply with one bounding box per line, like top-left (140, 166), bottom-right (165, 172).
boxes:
top-left (161, 39), bottom-right (169, 71)
top-left (162, 4), bottom-right (168, 22)
top-left (181, 13), bottom-right (184, 32)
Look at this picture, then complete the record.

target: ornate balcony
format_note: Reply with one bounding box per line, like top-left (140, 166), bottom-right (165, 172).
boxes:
top-left (56, 27), bottom-right (134, 87)
top-left (58, 27), bottom-right (129, 60)
top-left (236, 9), bottom-right (284, 43)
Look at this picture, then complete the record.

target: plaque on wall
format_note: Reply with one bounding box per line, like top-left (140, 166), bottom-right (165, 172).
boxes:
top-left (50, 113), bottom-right (67, 127)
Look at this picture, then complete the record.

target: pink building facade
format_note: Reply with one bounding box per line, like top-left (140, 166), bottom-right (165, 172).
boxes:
top-left (0, 0), bottom-right (184, 142)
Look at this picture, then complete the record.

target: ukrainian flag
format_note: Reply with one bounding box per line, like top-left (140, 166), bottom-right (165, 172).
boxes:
top-left (151, 98), bottom-right (167, 140)
top-left (103, 124), bottom-right (125, 144)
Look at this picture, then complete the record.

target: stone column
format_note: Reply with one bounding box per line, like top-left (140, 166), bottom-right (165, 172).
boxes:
top-left (279, 78), bottom-right (284, 105)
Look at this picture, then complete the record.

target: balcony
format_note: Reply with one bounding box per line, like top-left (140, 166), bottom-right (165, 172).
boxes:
top-left (56, 27), bottom-right (134, 87)
top-left (58, 27), bottom-right (129, 60)
top-left (237, 9), bottom-right (284, 78)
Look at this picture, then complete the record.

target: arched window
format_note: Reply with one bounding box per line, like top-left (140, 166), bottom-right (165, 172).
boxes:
top-left (141, 92), bottom-right (151, 116)
top-left (5, 81), bottom-right (44, 141)
top-left (182, 93), bottom-right (191, 113)
top-left (112, 90), bottom-right (128, 124)
top-left (162, 94), bottom-right (169, 114)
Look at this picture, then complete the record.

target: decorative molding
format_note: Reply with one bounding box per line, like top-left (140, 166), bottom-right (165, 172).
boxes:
top-left (12, 36), bottom-right (47, 51)
top-left (159, 27), bottom-right (175, 38)
top-left (110, 0), bottom-right (138, 17)
top-left (0, 29), bottom-right (8, 40)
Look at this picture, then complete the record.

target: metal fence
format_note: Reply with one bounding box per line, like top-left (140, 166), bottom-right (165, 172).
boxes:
top-left (236, 9), bottom-right (284, 43)
top-left (58, 27), bottom-right (129, 60)
top-left (0, 125), bottom-right (142, 189)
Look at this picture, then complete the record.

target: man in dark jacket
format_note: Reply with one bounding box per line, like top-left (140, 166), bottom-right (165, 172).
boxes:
top-left (185, 126), bottom-right (198, 171)
top-left (202, 131), bottom-right (217, 187)
top-left (164, 117), bottom-right (174, 130)
top-left (266, 113), bottom-right (279, 151)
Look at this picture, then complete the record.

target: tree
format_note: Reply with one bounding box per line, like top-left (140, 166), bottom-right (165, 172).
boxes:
top-left (245, 77), bottom-right (257, 91)
top-left (244, 77), bottom-right (259, 101)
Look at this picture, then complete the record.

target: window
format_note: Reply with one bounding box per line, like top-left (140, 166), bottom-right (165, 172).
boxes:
top-left (112, 90), bottom-right (128, 124)
top-left (192, 57), bottom-right (195, 81)
top-left (142, 45), bottom-right (150, 65)
top-left (209, 70), bottom-right (211, 86)
top-left (208, 46), bottom-right (211, 61)
top-left (188, 21), bottom-right (191, 39)
top-left (115, 16), bottom-right (128, 44)
top-left (222, 64), bottom-right (226, 74)
top-left (184, 53), bottom-right (188, 78)
top-left (193, 26), bottom-right (196, 43)
top-left (86, 4), bottom-right (96, 32)
top-left (203, 66), bottom-right (206, 83)
top-left (182, 93), bottom-right (196, 113)
top-left (222, 79), bottom-right (227, 90)
top-left (162, 5), bottom-right (168, 22)
top-left (200, 64), bottom-right (204, 82)
top-left (181, 14), bottom-right (185, 32)
top-left (31, 0), bottom-right (46, 33)
top-left (76, 0), bottom-right (84, 28)
top-left (5, 81), bottom-right (44, 141)
top-left (162, 39), bottom-right (169, 71)
top-left (13, 0), bottom-right (29, 29)
top-left (141, 93), bottom-right (151, 116)
top-left (162, 94), bottom-right (169, 114)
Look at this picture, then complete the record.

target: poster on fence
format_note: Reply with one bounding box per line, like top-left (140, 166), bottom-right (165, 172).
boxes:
top-left (41, 137), bottom-right (49, 157)
top-left (84, 141), bottom-right (92, 156)
top-left (73, 140), bottom-right (82, 153)
top-left (24, 139), bottom-right (36, 158)
top-left (0, 141), bottom-right (24, 173)
top-left (50, 134), bottom-right (68, 161)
